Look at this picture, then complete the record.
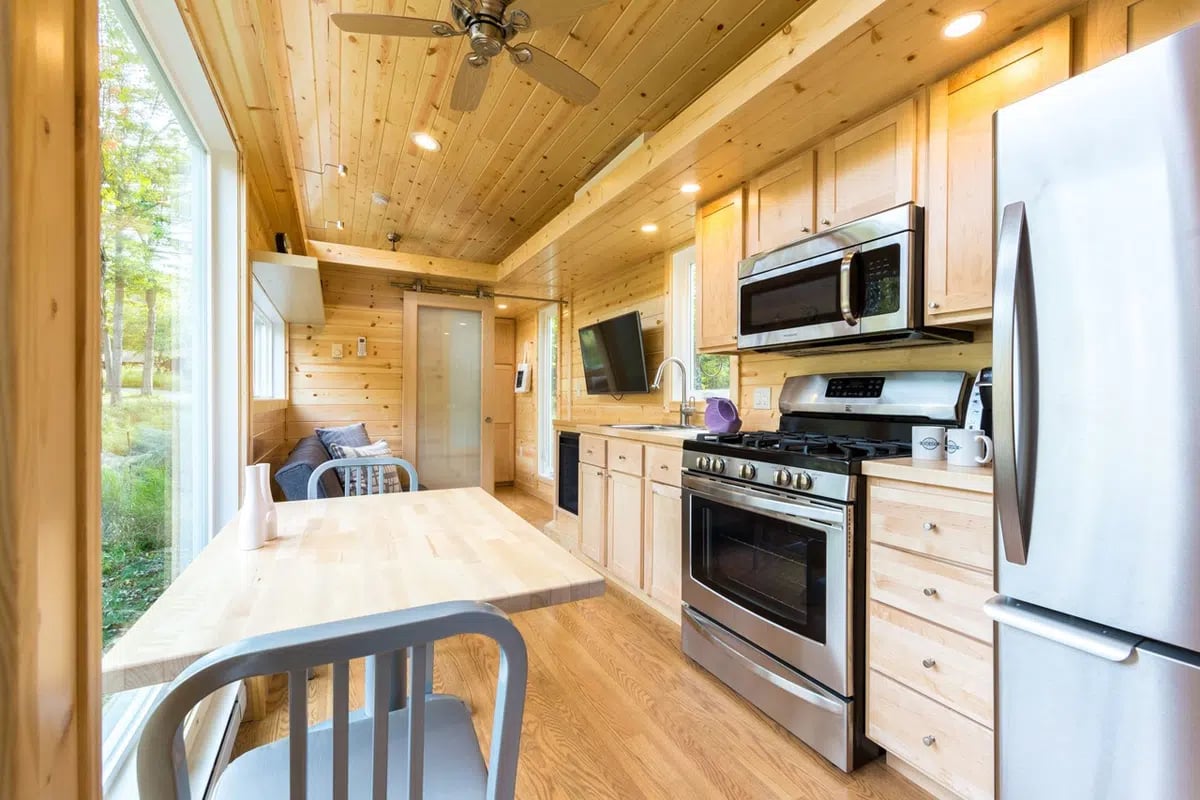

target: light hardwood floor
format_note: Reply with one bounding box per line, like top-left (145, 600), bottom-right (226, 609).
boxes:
top-left (233, 487), bottom-right (930, 800)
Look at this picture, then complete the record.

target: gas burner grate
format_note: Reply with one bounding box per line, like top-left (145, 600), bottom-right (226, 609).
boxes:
top-left (703, 431), bottom-right (912, 461)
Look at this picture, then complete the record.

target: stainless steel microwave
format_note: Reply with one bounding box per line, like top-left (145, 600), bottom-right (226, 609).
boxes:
top-left (736, 204), bottom-right (971, 353)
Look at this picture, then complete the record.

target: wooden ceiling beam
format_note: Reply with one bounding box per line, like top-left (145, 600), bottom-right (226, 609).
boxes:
top-left (307, 240), bottom-right (500, 284)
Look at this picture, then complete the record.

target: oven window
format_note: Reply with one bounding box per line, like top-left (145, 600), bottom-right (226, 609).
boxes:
top-left (740, 259), bottom-right (844, 334)
top-left (691, 495), bottom-right (827, 643)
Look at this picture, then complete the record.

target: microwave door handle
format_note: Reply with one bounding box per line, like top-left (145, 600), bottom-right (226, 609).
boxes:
top-left (839, 251), bottom-right (860, 326)
top-left (994, 202), bottom-right (1039, 565)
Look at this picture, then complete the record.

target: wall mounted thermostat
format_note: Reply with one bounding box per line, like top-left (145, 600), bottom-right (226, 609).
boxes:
top-left (357, 337), bottom-right (368, 357)
top-left (332, 343), bottom-right (344, 360)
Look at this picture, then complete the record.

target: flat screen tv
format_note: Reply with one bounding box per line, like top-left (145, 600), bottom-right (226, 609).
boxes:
top-left (579, 311), bottom-right (650, 395)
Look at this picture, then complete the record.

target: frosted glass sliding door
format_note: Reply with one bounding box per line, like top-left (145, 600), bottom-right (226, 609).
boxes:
top-left (416, 307), bottom-right (483, 488)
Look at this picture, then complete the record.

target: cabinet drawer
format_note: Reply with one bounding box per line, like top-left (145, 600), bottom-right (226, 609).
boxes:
top-left (869, 601), bottom-right (993, 728)
top-left (870, 544), bottom-right (994, 642)
top-left (608, 439), bottom-right (644, 476)
top-left (868, 670), bottom-right (994, 800)
top-left (869, 480), bottom-right (993, 571)
top-left (580, 434), bottom-right (607, 468)
top-left (645, 445), bottom-right (681, 487)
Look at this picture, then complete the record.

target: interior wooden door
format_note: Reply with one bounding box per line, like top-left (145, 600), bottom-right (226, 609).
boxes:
top-left (403, 293), bottom-right (495, 493)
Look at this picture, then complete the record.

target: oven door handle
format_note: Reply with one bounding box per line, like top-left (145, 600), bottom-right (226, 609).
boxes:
top-left (683, 476), bottom-right (846, 529)
top-left (683, 609), bottom-right (844, 715)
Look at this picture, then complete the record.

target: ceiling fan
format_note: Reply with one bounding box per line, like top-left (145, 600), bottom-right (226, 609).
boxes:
top-left (332, 0), bottom-right (610, 113)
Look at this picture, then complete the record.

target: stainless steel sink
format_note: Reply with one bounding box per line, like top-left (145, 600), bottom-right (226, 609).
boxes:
top-left (604, 424), bottom-right (698, 432)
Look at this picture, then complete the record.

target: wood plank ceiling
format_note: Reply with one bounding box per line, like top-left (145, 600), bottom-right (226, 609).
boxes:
top-left (181, 0), bottom-right (807, 266)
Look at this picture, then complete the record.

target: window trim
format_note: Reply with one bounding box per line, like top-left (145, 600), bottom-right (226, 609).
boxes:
top-left (536, 305), bottom-right (559, 480)
top-left (251, 279), bottom-right (286, 400)
top-left (669, 243), bottom-right (732, 405)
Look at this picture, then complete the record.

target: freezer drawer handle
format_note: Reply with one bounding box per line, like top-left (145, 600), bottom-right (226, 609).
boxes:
top-left (984, 596), bottom-right (1140, 662)
top-left (683, 609), bottom-right (843, 715)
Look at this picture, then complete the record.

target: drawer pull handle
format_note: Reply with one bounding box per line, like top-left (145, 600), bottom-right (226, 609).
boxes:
top-left (923, 522), bottom-right (936, 531)
top-left (922, 658), bottom-right (937, 669)
top-left (922, 735), bottom-right (936, 748)
top-left (618, 455), bottom-right (626, 460)
top-left (923, 587), bottom-right (938, 597)
top-left (660, 464), bottom-right (669, 470)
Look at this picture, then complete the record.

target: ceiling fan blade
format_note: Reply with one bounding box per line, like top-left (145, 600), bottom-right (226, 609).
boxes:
top-left (510, 0), bottom-right (613, 30)
top-left (509, 44), bottom-right (599, 106)
top-left (331, 13), bottom-right (448, 38)
top-left (451, 55), bottom-right (492, 113)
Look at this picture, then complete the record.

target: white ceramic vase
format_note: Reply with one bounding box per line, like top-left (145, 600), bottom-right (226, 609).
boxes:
top-left (259, 463), bottom-right (278, 541)
top-left (238, 464), bottom-right (267, 551)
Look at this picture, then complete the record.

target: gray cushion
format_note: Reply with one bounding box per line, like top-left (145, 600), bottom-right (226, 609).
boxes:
top-left (315, 423), bottom-right (371, 457)
top-left (212, 696), bottom-right (487, 800)
top-left (274, 436), bottom-right (340, 501)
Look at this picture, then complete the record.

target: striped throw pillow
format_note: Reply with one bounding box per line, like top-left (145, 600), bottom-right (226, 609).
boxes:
top-left (328, 440), bottom-right (402, 495)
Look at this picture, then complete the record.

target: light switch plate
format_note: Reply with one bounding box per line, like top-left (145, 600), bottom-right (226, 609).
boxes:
top-left (357, 337), bottom-right (367, 357)
top-left (753, 387), bottom-right (772, 410)
top-left (332, 343), bottom-right (344, 360)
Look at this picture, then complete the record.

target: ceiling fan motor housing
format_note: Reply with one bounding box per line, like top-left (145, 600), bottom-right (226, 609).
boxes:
top-left (453, 0), bottom-right (511, 59)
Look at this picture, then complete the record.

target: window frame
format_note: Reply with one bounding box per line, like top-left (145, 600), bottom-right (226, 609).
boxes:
top-left (669, 243), bottom-right (732, 404)
top-left (536, 304), bottom-right (559, 480)
top-left (251, 279), bottom-right (286, 400)
top-left (99, 0), bottom-right (243, 791)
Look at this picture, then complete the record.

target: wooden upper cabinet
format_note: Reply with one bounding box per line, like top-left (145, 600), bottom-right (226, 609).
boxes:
top-left (1084, 0), bottom-right (1200, 68)
top-left (816, 98), bottom-right (917, 230)
top-left (925, 17), bottom-right (1072, 325)
top-left (696, 187), bottom-right (746, 353)
top-left (746, 149), bottom-right (817, 256)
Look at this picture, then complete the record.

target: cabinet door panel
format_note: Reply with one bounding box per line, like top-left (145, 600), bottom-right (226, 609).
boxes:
top-left (747, 150), bottom-right (816, 255)
top-left (925, 17), bottom-right (1072, 324)
top-left (606, 471), bottom-right (644, 587)
top-left (579, 465), bottom-right (607, 565)
top-left (696, 188), bottom-right (745, 353)
top-left (644, 482), bottom-right (682, 612)
top-left (816, 99), bottom-right (916, 229)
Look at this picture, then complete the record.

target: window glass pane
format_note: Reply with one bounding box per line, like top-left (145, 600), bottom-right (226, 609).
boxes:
top-left (99, 0), bottom-right (206, 651)
top-left (680, 257), bottom-right (730, 400)
top-left (538, 306), bottom-right (559, 478)
top-left (252, 305), bottom-right (272, 398)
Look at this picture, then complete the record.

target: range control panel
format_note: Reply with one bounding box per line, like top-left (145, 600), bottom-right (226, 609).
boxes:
top-left (825, 376), bottom-right (886, 399)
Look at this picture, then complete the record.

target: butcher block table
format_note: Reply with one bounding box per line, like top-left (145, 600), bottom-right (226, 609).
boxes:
top-left (102, 487), bottom-right (606, 694)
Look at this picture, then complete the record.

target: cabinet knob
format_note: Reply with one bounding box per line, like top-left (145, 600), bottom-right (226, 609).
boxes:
top-left (618, 455), bottom-right (627, 461)
top-left (660, 464), bottom-right (669, 471)
top-left (801, 226), bottom-right (811, 234)
top-left (821, 218), bottom-right (832, 226)
top-left (922, 735), bottom-right (937, 748)
top-left (923, 587), bottom-right (938, 597)
top-left (923, 522), bottom-right (936, 531)
top-left (928, 302), bottom-right (941, 310)
top-left (922, 658), bottom-right (937, 669)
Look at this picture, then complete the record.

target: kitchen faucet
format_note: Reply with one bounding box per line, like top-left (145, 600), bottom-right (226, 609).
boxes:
top-left (651, 357), bottom-right (697, 427)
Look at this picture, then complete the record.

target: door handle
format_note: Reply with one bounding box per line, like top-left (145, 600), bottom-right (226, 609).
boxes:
top-left (985, 596), bottom-right (1139, 662)
top-left (994, 202), bottom-right (1040, 566)
top-left (839, 251), bottom-right (860, 326)
top-left (485, 417), bottom-right (493, 423)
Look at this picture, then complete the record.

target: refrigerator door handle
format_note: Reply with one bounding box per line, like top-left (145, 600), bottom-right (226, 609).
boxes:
top-left (994, 202), bottom-right (1039, 565)
top-left (985, 596), bottom-right (1141, 662)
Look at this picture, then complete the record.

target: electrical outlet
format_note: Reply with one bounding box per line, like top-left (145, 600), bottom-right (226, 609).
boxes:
top-left (753, 387), bottom-right (772, 410)
top-left (332, 343), bottom-right (344, 360)
top-left (357, 337), bottom-right (367, 357)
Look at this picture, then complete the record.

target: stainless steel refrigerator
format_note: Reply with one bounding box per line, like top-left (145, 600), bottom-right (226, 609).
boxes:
top-left (988, 21), bottom-right (1200, 800)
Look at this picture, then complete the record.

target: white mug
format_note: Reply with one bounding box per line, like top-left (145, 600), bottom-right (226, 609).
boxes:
top-left (946, 428), bottom-right (994, 466)
top-left (912, 426), bottom-right (947, 461)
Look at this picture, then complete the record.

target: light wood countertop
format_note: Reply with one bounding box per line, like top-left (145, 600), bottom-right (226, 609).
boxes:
top-left (862, 458), bottom-right (994, 494)
top-left (554, 420), bottom-right (702, 449)
top-left (101, 488), bottom-right (605, 693)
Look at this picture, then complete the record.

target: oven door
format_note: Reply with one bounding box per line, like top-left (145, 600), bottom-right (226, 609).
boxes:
top-left (681, 473), bottom-right (853, 697)
top-left (737, 231), bottom-right (914, 351)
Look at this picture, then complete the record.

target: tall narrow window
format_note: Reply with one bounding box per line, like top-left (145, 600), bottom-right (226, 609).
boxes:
top-left (671, 244), bottom-right (731, 402)
top-left (252, 280), bottom-right (285, 400)
top-left (537, 305), bottom-right (560, 478)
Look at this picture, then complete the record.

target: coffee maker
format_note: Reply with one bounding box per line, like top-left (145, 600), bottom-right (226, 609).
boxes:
top-left (964, 367), bottom-right (993, 438)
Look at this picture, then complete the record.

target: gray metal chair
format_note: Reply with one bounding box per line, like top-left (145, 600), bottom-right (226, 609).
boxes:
top-left (137, 601), bottom-right (528, 800)
top-left (308, 456), bottom-right (420, 499)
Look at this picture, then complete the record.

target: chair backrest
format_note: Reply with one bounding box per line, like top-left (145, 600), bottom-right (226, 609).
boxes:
top-left (137, 602), bottom-right (528, 800)
top-left (307, 456), bottom-right (420, 500)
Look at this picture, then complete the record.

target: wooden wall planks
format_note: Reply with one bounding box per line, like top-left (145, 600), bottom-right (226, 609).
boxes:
top-left (286, 265), bottom-right (405, 455)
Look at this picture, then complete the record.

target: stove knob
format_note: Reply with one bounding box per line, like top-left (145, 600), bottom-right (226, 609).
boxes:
top-left (712, 458), bottom-right (727, 474)
top-left (697, 456), bottom-right (712, 471)
top-left (796, 472), bottom-right (814, 491)
top-left (774, 469), bottom-right (793, 487)
top-left (740, 463), bottom-right (757, 480)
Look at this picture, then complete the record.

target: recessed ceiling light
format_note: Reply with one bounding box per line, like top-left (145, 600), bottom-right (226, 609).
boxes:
top-left (942, 11), bottom-right (985, 38)
top-left (641, 223), bottom-right (659, 233)
top-left (413, 132), bottom-right (441, 152)
top-left (372, 192), bottom-right (391, 206)
top-left (681, 183), bottom-right (701, 194)
top-left (497, 303), bottom-right (509, 310)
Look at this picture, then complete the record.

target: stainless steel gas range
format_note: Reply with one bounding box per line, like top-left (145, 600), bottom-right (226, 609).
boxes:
top-left (680, 371), bottom-right (969, 771)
